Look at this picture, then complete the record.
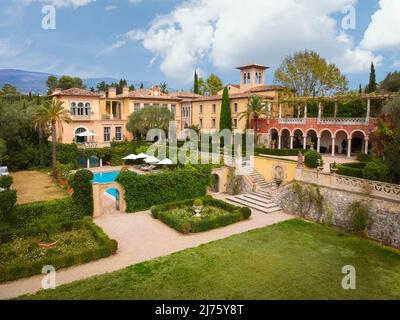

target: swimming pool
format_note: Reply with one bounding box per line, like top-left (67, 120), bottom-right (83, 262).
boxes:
top-left (92, 170), bottom-right (120, 199)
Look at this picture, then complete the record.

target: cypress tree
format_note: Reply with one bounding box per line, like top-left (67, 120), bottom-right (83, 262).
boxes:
top-left (359, 84), bottom-right (362, 94)
top-left (219, 87), bottom-right (232, 130)
top-left (367, 62), bottom-right (377, 93)
top-left (194, 70), bottom-right (199, 94)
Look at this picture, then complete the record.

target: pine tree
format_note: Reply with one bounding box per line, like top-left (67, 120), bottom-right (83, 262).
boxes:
top-left (140, 83), bottom-right (144, 89)
top-left (367, 62), bottom-right (377, 93)
top-left (219, 87), bottom-right (232, 130)
top-left (194, 70), bottom-right (199, 94)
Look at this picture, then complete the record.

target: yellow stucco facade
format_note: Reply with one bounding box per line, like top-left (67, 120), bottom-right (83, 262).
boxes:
top-left (253, 155), bottom-right (297, 183)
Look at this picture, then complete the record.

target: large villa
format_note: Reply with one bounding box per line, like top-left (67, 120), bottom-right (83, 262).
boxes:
top-left (52, 63), bottom-right (382, 158)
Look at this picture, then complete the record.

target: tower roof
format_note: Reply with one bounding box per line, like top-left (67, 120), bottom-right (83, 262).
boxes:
top-left (236, 63), bottom-right (269, 70)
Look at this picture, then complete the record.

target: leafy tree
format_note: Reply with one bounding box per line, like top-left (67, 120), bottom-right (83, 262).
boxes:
top-left (0, 138), bottom-right (5, 165)
top-left (126, 105), bottom-right (173, 138)
top-left (219, 87), bottom-right (232, 130)
top-left (367, 62), bottom-right (377, 93)
top-left (96, 81), bottom-right (109, 93)
top-left (1, 83), bottom-right (17, 94)
top-left (57, 75), bottom-right (85, 90)
top-left (159, 82), bottom-right (169, 94)
top-left (46, 75), bottom-right (58, 94)
top-left (198, 77), bottom-right (207, 95)
top-left (206, 74), bottom-right (223, 96)
top-left (380, 71), bottom-right (400, 93)
top-left (35, 100), bottom-right (72, 180)
top-left (238, 96), bottom-right (269, 143)
top-left (274, 50), bottom-right (348, 96)
top-left (386, 131), bottom-right (400, 184)
top-left (193, 70), bottom-right (199, 94)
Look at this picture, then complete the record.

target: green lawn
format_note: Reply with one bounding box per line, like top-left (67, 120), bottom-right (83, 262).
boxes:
top-left (22, 219), bottom-right (400, 300)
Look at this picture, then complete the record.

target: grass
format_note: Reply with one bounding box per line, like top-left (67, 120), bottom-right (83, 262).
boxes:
top-left (11, 171), bottom-right (68, 204)
top-left (21, 219), bottom-right (400, 300)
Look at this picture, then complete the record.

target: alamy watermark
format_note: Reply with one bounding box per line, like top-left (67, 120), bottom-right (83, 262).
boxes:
top-left (341, 265), bottom-right (356, 290)
top-left (41, 265), bottom-right (57, 290)
top-left (41, 5), bottom-right (56, 30)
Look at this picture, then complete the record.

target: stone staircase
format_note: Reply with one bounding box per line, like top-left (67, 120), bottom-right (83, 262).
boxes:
top-left (227, 166), bottom-right (282, 214)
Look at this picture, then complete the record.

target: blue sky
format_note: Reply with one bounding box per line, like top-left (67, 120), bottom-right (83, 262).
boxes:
top-left (0, 0), bottom-right (399, 90)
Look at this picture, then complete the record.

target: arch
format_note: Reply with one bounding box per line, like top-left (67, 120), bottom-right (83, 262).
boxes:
top-left (350, 129), bottom-right (367, 138)
top-left (319, 128), bottom-right (334, 137)
top-left (269, 128), bottom-right (279, 149)
top-left (305, 128), bottom-right (318, 137)
top-left (74, 126), bottom-right (88, 143)
top-left (210, 173), bottom-right (220, 192)
top-left (292, 129), bottom-right (304, 149)
top-left (292, 128), bottom-right (305, 136)
top-left (305, 129), bottom-right (318, 150)
top-left (280, 128), bottom-right (291, 149)
top-left (279, 127), bottom-right (291, 136)
top-left (333, 129), bottom-right (350, 139)
top-left (319, 129), bottom-right (333, 154)
top-left (350, 130), bottom-right (366, 155)
top-left (211, 167), bottom-right (229, 193)
top-left (93, 182), bottom-right (126, 217)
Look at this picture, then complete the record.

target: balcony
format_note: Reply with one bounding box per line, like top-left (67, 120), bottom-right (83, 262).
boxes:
top-left (278, 118), bottom-right (306, 124)
top-left (71, 115), bottom-right (92, 121)
top-left (317, 118), bottom-right (367, 125)
top-left (101, 114), bottom-right (122, 120)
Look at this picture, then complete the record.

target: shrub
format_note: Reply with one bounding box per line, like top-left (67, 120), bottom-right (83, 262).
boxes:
top-left (0, 190), bottom-right (17, 224)
top-left (151, 196), bottom-right (251, 233)
top-left (356, 154), bottom-right (376, 162)
top-left (68, 169), bottom-right (94, 215)
top-left (347, 201), bottom-right (371, 234)
top-left (337, 164), bottom-right (364, 178)
top-left (362, 161), bottom-right (390, 182)
top-left (304, 150), bottom-right (322, 168)
top-left (118, 165), bottom-right (211, 212)
top-left (193, 198), bottom-right (203, 207)
top-left (0, 175), bottom-right (13, 190)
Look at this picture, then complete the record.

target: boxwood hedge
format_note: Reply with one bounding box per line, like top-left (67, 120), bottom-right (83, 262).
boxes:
top-left (117, 165), bottom-right (212, 212)
top-left (150, 196), bottom-right (251, 234)
top-left (0, 217), bottom-right (117, 283)
top-left (255, 148), bottom-right (303, 157)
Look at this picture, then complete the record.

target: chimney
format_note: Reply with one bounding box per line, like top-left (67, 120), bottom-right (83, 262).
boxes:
top-left (122, 85), bottom-right (129, 97)
top-left (98, 91), bottom-right (106, 98)
top-left (108, 86), bottom-right (116, 98)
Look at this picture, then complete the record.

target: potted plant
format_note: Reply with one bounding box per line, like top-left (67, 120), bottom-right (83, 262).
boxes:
top-left (193, 198), bottom-right (203, 217)
top-left (330, 161), bottom-right (339, 174)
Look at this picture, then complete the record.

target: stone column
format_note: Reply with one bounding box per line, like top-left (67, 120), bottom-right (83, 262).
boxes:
top-left (290, 135), bottom-right (294, 149)
top-left (366, 98), bottom-right (371, 124)
top-left (318, 103), bottom-right (322, 122)
top-left (278, 103), bottom-right (282, 119)
top-left (100, 158), bottom-right (103, 167)
top-left (347, 138), bottom-right (352, 158)
top-left (317, 137), bottom-right (321, 153)
top-left (364, 138), bottom-right (369, 155)
top-left (304, 103), bottom-right (308, 120)
top-left (331, 138), bottom-right (336, 157)
top-left (303, 136), bottom-right (307, 149)
top-left (278, 134), bottom-right (282, 149)
top-left (87, 158), bottom-right (90, 169)
top-left (334, 101), bottom-right (338, 118)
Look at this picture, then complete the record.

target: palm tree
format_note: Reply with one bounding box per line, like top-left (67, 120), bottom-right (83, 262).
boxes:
top-left (32, 108), bottom-right (50, 167)
top-left (36, 100), bottom-right (71, 180)
top-left (238, 96), bottom-right (269, 143)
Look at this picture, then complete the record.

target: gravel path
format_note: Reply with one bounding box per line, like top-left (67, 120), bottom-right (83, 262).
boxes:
top-left (0, 193), bottom-right (292, 299)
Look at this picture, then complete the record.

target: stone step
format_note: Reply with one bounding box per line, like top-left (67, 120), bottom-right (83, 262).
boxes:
top-left (227, 196), bottom-right (282, 214)
top-left (245, 193), bottom-right (274, 202)
top-left (233, 195), bottom-right (279, 209)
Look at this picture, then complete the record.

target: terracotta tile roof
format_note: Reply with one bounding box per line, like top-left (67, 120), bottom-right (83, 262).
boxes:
top-left (189, 92), bottom-right (274, 102)
top-left (169, 91), bottom-right (203, 99)
top-left (226, 84), bottom-right (240, 89)
top-left (236, 63), bottom-right (269, 70)
top-left (51, 88), bottom-right (103, 97)
top-left (245, 85), bottom-right (294, 93)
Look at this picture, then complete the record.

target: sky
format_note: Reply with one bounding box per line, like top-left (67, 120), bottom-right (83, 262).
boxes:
top-left (0, 0), bottom-right (399, 90)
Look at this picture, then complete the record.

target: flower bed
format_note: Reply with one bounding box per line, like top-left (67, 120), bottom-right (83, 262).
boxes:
top-left (151, 196), bottom-right (251, 234)
top-left (0, 217), bottom-right (117, 283)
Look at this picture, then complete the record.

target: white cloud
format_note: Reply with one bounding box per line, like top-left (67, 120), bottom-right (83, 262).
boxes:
top-left (96, 40), bottom-right (126, 57)
top-left (21, 0), bottom-right (95, 8)
top-left (360, 0), bottom-right (400, 51)
top-left (105, 5), bottom-right (117, 11)
top-left (126, 0), bottom-right (380, 84)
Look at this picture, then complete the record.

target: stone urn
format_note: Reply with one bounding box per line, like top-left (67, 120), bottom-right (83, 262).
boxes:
top-left (193, 198), bottom-right (203, 217)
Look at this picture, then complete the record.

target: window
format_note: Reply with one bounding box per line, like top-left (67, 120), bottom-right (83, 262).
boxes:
top-left (103, 127), bottom-right (111, 142)
top-left (234, 119), bottom-right (238, 128)
top-left (171, 104), bottom-right (176, 116)
top-left (199, 119), bottom-right (203, 128)
top-left (85, 103), bottom-right (91, 116)
top-left (212, 104), bottom-right (216, 113)
top-left (115, 127), bottom-right (122, 141)
top-left (234, 103), bottom-right (238, 113)
top-left (212, 118), bottom-right (216, 128)
top-left (70, 102), bottom-right (76, 115)
top-left (134, 103), bottom-right (140, 112)
top-left (199, 105), bottom-right (203, 114)
top-left (162, 104), bottom-right (168, 108)
top-left (144, 103), bottom-right (150, 108)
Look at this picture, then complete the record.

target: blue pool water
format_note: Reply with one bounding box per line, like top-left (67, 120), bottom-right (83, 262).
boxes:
top-left (92, 170), bottom-right (120, 199)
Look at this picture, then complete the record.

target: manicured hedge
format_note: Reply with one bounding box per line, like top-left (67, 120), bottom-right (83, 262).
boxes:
top-left (255, 148), bottom-right (303, 156)
top-left (337, 164), bottom-right (364, 178)
top-left (0, 217), bottom-right (117, 283)
top-left (304, 150), bottom-right (322, 169)
top-left (151, 196), bottom-right (251, 234)
top-left (68, 169), bottom-right (94, 216)
top-left (117, 165), bottom-right (212, 212)
top-left (362, 161), bottom-right (390, 182)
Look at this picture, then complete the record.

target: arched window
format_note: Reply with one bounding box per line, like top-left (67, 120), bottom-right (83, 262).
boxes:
top-left (70, 102), bottom-right (76, 115)
top-left (85, 103), bottom-right (91, 116)
top-left (77, 103), bottom-right (84, 116)
top-left (75, 127), bottom-right (87, 143)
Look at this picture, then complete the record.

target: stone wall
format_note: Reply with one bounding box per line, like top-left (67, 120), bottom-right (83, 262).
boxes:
top-left (273, 182), bottom-right (400, 248)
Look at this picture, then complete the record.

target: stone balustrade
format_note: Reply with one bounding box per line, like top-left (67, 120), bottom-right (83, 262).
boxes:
top-left (317, 118), bottom-right (367, 125)
top-left (278, 118), bottom-right (306, 124)
top-left (296, 168), bottom-right (400, 202)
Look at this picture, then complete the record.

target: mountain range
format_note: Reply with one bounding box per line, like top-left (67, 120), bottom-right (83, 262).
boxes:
top-left (0, 69), bottom-right (152, 95)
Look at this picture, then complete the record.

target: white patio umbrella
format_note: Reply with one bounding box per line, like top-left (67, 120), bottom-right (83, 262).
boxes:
top-left (144, 156), bottom-right (160, 164)
top-left (136, 153), bottom-right (149, 159)
top-left (158, 158), bottom-right (173, 165)
top-left (123, 154), bottom-right (137, 160)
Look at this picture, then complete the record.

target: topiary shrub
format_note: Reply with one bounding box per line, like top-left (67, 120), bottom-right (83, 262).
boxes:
top-left (0, 190), bottom-right (17, 224)
top-left (362, 161), bottom-right (390, 182)
top-left (68, 169), bottom-right (94, 216)
top-left (0, 175), bottom-right (13, 190)
top-left (304, 150), bottom-right (322, 169)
